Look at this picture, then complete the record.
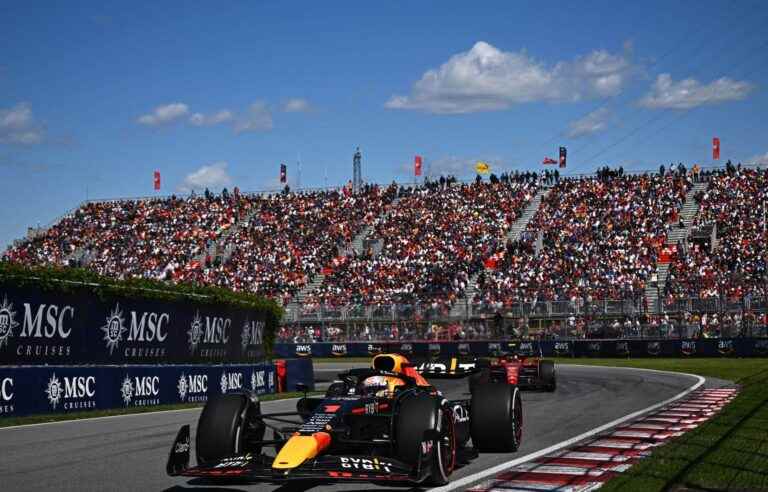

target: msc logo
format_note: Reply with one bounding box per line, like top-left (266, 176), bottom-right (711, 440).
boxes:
top-left (220, 371), bottom-right (243, 393)
top-left (241, 320), bottom-right (264, 352)
top-left (251, 370), bottom-right (266, 392)
top-left (178, 373), bottom-right (207, 402)
top-left (121, 376), bottom-right (160, 406)
top-left (101, 304), bottom-right (169, 355)
top-left (0, 296), bottom-right (19, 350)
top-left (45, 373), bottom-right (96, 410)
top-left (187, 312), bottom-right (231, 354)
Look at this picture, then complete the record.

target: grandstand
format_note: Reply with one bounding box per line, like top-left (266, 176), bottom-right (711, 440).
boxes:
top-left (3, 164), bottom-right (767, 341)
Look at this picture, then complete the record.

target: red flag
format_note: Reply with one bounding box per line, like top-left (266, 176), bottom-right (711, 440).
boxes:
top-left (712, 137), bottom-right (720, 160)
top-left (542, 157), bottom-right (556, 165)
top-left (414, 155), bottom-right (422, 176)
top-left (153, 170), bottom-right (161, 190)
top-left (280, 163), bottom-right (287, 183)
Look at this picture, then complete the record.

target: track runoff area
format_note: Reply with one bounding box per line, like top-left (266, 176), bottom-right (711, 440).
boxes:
top-left (0, 362), bottom-right (735, 492)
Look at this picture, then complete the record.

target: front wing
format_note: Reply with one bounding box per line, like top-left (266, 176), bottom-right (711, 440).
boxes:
top-left (167, 425), bottom-right (431, 484)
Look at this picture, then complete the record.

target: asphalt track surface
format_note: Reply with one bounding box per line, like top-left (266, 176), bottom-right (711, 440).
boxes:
top-left (0, 364), bottom-right (729, 492)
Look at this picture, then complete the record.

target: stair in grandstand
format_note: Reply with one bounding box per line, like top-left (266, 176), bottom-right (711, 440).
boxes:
top-left (449, 188), bottom-right (548, 319)
top-left (353, 196), bottom-right (400, 258)
top-left (287, 197), bottom-right (400, 318)
top-left (644, 181), bottom-right (708, 312)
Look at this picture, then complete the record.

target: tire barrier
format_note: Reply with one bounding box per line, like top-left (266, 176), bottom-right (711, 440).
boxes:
top-left (274, 338), bottom-right (768, 359)
top-left (0, 363), bottom-right (277, 419)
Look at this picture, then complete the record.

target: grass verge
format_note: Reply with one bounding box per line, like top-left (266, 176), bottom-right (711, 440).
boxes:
top-left (555, 358), bottom-right (768, 491)
top-left (0, 391), bottom-right (320, 429)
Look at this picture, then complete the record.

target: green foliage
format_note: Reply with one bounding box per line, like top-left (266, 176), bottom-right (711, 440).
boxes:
top-left (0, 262), bottom-right (282, 354)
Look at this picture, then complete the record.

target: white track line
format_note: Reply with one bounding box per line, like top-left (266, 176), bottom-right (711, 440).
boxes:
top-left (0, 397), bottom-right (300, 431)
top-left (432, 365), bottom-right (706, 492)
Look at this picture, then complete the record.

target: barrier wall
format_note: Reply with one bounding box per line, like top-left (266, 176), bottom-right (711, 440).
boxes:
top-left (0, 282), bottom-right (268, 365)
top-left (0, 363), bottom-right (277, 418)
top-left (274, 338), bottom-right (768, 359)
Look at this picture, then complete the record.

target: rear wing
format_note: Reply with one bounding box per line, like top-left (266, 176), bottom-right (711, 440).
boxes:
top-left (413, 357), bottom-right (480, 378)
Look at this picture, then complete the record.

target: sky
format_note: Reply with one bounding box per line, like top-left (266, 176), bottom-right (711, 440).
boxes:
top-left (1, 1), bottom-right (767, 249)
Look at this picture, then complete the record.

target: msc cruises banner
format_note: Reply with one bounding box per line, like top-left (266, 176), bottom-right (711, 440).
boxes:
top-left (0, 282), bottom-right (267, 365)
top-left (0, 363), bottom-right (277, 418)
top-left (274, 338), bottom-right (768, 359)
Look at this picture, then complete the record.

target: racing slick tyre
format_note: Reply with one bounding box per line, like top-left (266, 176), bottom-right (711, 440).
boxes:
top-left (196, 394), bottom-right (264, 465)
top-left (395, 395), bottom-right (456, 486)
top-left (470, 383), bottom-right (522, 452)
top-left (540, 360), bottom-right (556, 392)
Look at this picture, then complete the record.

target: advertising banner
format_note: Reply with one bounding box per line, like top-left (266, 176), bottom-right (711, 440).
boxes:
top-left (0, 363), bottom-right (276, 419)
top-left (274, 338), bottom-right (768, 359)
top-left (0, 282), bottom-right (267, 366)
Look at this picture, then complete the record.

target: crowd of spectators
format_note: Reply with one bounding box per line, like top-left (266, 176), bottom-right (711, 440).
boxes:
top-left (664, 167), bottom-right (767, 302)
top-left (473, 171), bottom-right (692, 309)
top-left (302, 175), bottom-right (539, 311)
top-left (5, 190), bottom-right (250, 279)
top-left (276, 320), bottom-right (495, 343)
top-left (183, 184), bottom-right (396, 304)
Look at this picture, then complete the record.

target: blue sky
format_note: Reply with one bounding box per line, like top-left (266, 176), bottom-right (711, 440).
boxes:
top-left (2, 1), bottom-right (767, 249)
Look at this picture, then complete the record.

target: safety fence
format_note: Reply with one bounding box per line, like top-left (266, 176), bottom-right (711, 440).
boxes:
top-left (285, 296), bottom-right (766, 324)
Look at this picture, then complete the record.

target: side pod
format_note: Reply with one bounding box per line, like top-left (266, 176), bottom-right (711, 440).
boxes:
top-left (167, 425), bottom-right (191, 476)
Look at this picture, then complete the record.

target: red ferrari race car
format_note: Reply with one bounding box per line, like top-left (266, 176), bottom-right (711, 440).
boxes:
top-left (474, 340), bottom-right (556, 391)
top-left (166, 353), bottom-right (522, 486)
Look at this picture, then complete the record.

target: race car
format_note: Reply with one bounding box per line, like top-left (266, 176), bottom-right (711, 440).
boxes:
top-left (416, 341), bottom-right (556, 392)
top-left (473, 340), bottom-right (556, 392)
top-left (166, 353), bottom-right (522, 486)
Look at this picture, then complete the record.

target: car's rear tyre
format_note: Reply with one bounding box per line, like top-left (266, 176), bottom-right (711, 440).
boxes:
top-left (395, 395), bottom-right (455, 486)
top-left (470, 383), bottom-right (522, 452)
top-left (540, 361), bottom-right (556, 392)
top-left (196, 394), bottom-right (263, 464)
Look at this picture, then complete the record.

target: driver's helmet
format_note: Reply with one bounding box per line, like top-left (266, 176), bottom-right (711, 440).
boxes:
top-left (360, 374), bottom-right (403, 397)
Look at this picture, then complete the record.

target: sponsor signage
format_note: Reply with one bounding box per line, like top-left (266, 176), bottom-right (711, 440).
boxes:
top-left (0, 363), bottom-right (276, 418)
top-left (274, 338), bottom-right (768, 359)
top-left (0, 283), bottom-right (267, 366)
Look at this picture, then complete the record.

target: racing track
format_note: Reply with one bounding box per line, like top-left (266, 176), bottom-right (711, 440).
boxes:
top-left (0, 364), bottom-right (729, 492)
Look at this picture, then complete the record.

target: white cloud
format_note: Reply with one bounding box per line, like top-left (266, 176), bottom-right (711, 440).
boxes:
top-left (282, 98), bottom-right (312, 113)
top-left (567, 107), bottom-right (611, 138)
top-left (234, 102), bottom-right (273, 133)
top-left (177, 161), bottom-right (232, 193)
top-left (747, 151), bottom-right (768, 166)
top-left (137, 102), bottom-right (190, 126)
top-left (385, 41), bottom-right (633, 114)
top-left (189, 109), bottom-right (233, 126)
top-left (0, 102), bottom-right (44, 145)
top-left (638, 74), bottom-right (754, 109)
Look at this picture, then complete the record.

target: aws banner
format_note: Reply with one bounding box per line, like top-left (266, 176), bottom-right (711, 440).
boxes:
top-left (0, 282), bottom-right (267, 365)
top-left (274, 338), bottom-right (768, 359)
top-left (0, 363), bottom-right (276, 419)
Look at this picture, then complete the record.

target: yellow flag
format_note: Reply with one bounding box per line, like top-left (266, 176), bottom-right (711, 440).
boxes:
top-left (475, 161), bottom-right (490, 174)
